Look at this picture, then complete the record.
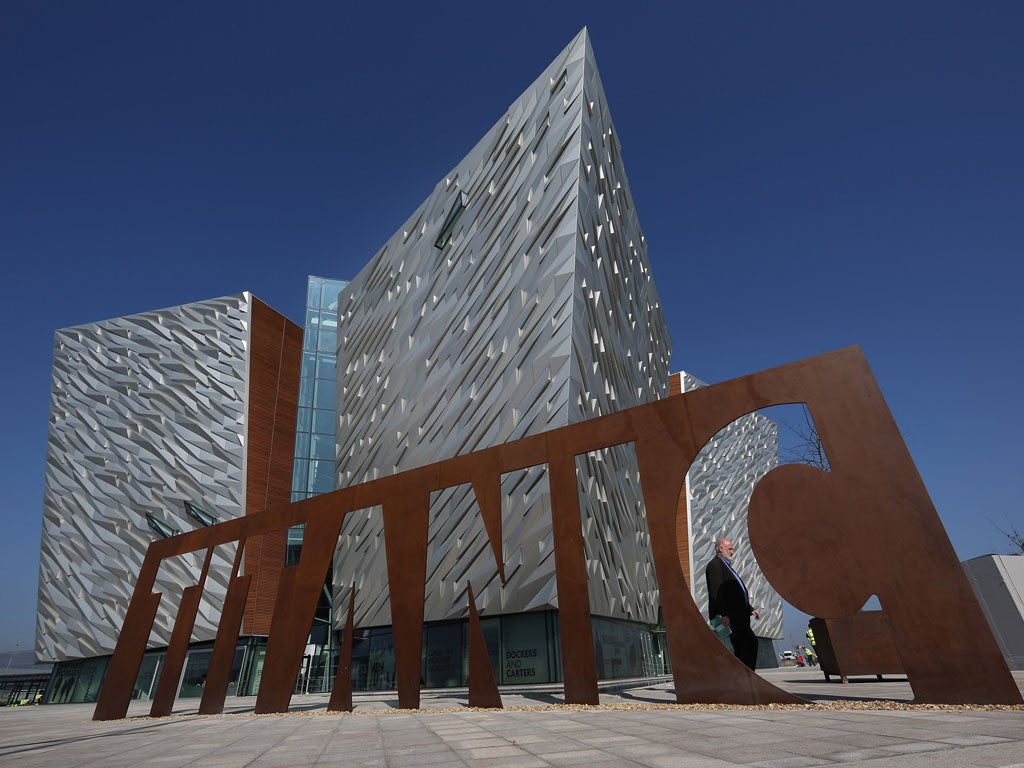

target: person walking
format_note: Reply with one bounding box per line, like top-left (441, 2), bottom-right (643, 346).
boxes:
top-left (705, 537), bottom-right (760, 670)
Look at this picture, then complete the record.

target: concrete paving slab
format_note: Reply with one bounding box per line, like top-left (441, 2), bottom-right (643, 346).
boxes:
top-left (1, 670), bottom-right (1022, 767)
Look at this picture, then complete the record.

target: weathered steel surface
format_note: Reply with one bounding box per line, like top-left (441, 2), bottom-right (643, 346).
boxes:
top-left (199, 542), bottom-right (252, 715)
top-left (741, 351), bottom-right (1020, 704)
top-left (255, 513), bottom-right (345, 714)
top-left (382, 488), bottom-right (430, 710)
top-left (810, 613), bottom-right (904, 683)
top-left (92, 558), bottom-right (163, 721)
top-left (548, 435), bottom-right (600, 705)
top-left (93, 347), bottom-right (1023, 720)
top-left (149, 547), bottom-right (214, 717)
top-left (467, 584), bottom-right (502, 709)
top-left (198, 573), bottom-right (252, 715)
top-left (633, 412), bottom-right (803, 704)
top-left (327, 588), bottom-right (356, 712)
top-left (149, 584), bottom-right (202, 717)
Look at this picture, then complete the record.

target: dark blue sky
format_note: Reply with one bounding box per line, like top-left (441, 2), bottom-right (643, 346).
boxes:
top-left (2, 2), bottom-right (1022, 653)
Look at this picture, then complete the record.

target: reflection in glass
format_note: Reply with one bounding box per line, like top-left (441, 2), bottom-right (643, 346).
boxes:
top-left (434, 191), bottom-right (469, 249)
top-left (145, 513), bottom-right (180, 539)
top-left (132, 653), bottom-right (163, 701)
top-left (294, 431), bottom-right (310, 458)
top-left (306, 281), bottom-right (322, 309)
top-left (321, 281), bottom-right (343, 312)
top-left (178, 648), bottom-right (212, 698)
top-left (183, 501), bottom-right (217, 527)
top-left (298, 377), bottom-right (314, 407)
top-left (312, 408), bottom-right (334, 435)
top-left (310, 433), bottom-right (334, 460)
top-left (316, 329), bottom-right (337, 353)
top-left (500, 612), bottom-right (551, 684)
top-left (423, 621), bottom-right (463, 687)
top-left (313, 379), bottom-right (334, 410)
top-left (315, 355), bottom-right (336, 381)
top-left (286, 526), bottom-right (304, 566)
top-left (301, 352), bottom-right (317, 378)
top-left (291, 459), bottom-right (309, 493)
top-left (309, 460), bottom-right (335, 495)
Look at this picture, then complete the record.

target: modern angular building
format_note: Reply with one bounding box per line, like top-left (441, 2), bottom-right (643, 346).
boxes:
top-left (325, 28), bottom-right (669, 687)
top-left (313, 28), bottom-right (779, 686)
top-left (963, 554), bottom-right (1024, 670)
top-left (37, 294), bottom-right (301, 702)
top-left (35, 30), bottom-right (782, 704)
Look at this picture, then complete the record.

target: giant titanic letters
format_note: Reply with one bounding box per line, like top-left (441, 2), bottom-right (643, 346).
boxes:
top-left (94, 347), bottom-right (1023, 720)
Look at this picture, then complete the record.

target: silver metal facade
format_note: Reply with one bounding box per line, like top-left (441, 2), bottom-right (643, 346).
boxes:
top-left (678, 372), bottom-right (785, 641)
top-left (963, 555), bottom-right (1024, 670)
top-left (37, 294), bottom-right (256, 662)
top-left (333, 29), bottom-right (671, 628)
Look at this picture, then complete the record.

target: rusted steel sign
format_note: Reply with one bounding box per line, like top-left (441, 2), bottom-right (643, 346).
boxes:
top-left (92, 347), bottom-right (1022, 720)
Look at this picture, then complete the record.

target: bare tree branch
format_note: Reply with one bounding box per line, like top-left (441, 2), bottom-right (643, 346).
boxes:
top-left (779, 404), bottom-right (831, 471)
top-left (778, 408), bottom-right (1024, 557)
top-left (992, 516), bottom-right (1024, 555)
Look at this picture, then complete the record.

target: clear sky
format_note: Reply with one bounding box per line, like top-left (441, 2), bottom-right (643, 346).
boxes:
top-left (2, 2), bottom-right (1022, 655)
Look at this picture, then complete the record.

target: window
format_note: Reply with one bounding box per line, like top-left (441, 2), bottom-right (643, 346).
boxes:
top-left (434, 191), bottom-right (469, 249)
top-left (145, 513), bottom-right (180, 539)
top-left (183, 501), bottom-right (217, 527)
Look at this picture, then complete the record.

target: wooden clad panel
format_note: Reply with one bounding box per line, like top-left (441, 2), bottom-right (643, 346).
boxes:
top-left (668, 373), bottom-right (682, 397)
top-left (243, 297), bottom-right (303, 635)
top-left (668, 373), bottom-right (690, 587)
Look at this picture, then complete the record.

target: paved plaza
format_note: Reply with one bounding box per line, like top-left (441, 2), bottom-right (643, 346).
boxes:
top-left (1, 667), bottom-right (1022, 767)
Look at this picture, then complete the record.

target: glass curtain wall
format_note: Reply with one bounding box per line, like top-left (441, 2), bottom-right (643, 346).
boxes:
top-left (41, 656), bottom-right (110, 704)
top-left (288, 276), bottom-right (348, 558)
top-left (287, 276), bottom-right (348, 695)
top-left (0, 673), bottom-right (51, 706)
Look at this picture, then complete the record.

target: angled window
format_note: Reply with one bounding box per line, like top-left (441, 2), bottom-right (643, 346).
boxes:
top-left (434, 191), bottom-right (469, 249)
top-left (145, 513), bottom-right (180, 539)
top-left (183, 500), bottom-right (217, 527)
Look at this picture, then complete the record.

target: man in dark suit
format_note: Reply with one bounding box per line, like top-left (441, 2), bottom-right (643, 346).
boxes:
top-left (705, 537), bottom-right (760, 669)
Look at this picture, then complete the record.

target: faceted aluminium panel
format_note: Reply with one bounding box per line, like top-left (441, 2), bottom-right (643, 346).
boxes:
top-left (333, 29), bottom-right (670, 628)
top-left (677, 372), bottom-right (784, 641)
top-left (37, 295), bottom-right (255, 662)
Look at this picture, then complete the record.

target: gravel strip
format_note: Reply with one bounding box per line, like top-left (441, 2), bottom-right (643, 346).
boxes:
top-left (121, 700), bottom-right (1024, 721)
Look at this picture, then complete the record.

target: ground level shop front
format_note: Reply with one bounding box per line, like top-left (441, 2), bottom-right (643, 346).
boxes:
top-left (41, 612), bottom-right (675, 704)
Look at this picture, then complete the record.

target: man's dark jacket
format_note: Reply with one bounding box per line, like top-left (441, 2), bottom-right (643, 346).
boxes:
top-left (705, 555), bottom-right (752, 621)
